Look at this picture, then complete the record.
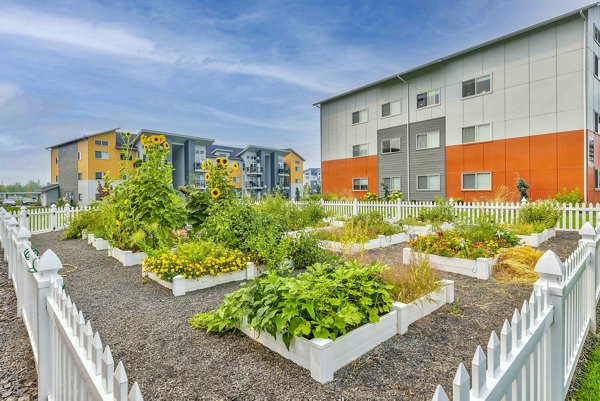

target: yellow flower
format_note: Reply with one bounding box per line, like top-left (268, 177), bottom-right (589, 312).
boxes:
top-left (206, 159), bottom-right (212, 166)
top-left (232, 161), bottom-right (239, 170)
top-left (205, 173), bottom-right (210, 180)
top-left (116, 220), bottom-right (121, 226)
top-left (151, 135), bottom-right (161, 144)
top-left (124, 199), bottom-right (128, 205)
top-left (210, 188), bottom-right (221, 198)
top-left (163, 142), bottom-right (170, 150)
top-left (215, 157), bottom-right (222, 165)
top-left (125, 131), bottom-right (131, 138)
top-left (201, 161), bottom-right (206, 170)
top-left (220, 157), bottom-right (228, 165)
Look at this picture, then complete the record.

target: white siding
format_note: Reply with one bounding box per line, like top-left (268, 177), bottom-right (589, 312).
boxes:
top-left (321, 15), bottom-right (586, 161)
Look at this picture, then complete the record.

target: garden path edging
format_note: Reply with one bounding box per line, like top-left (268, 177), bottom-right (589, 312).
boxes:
top-left (403, 247), bottom-right (497, 280)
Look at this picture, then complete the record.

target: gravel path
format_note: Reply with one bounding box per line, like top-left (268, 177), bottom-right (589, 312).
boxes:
top-left (0, 249), bottom-right (37, 401)
top-left (21, 231), bottom-right (579, 401)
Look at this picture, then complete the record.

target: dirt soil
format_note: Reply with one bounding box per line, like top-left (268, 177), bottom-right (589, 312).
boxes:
top-left (0, 230), bottom-right (583, 400)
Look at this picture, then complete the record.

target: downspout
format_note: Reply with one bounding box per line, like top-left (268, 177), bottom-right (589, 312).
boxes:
top-left (581, 9), bottom-right (588, 203)
top-left (397, 74), bottom-right (410, 201)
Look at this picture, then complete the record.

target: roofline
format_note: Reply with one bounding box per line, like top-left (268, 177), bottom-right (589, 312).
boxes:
top-left (236, 145), bottom-right (290, 157)
top-left (45, 127), bottom-right (121, 149)
top-left (313, 3), bottom-right (598, 106)
top-left (136, 129), bottom-right (214, 144)
top-left (283, 148), bottom-right (306, 161)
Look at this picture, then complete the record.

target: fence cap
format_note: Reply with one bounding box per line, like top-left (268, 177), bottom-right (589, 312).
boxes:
top-left (37, 249), bottom-right (63, 273)
top-left (3, 212), bottom-right (12, 221)
top-left (7, 216), bottom-right (17, 226)
top-left (579, 221), bottom-right (596, 237)
top-left (16, 226), bottom-right (31, 240)
top-left (0, 207), bottom-right (5, 214)
top-left (533, 250), bottom-right (565, 277)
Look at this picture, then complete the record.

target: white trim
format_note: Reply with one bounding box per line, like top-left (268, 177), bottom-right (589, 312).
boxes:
top-left (352, 177), bottom-right (368, 191)
top-left (380, 99), bottom-right (401, 118)
top-left (351, 109), bottom-right (368, 125)
top-left (461, 73), bottom-right (493, 100)
top-left (462, 123), bottom-right (492, 144)
top-left (352, 143), bottom-right (369, 157)
top-left (415, 131), bottom-right (441, 150)
top-left (416, 174), bottom-right (441, 191)
top-left (416, 88), bottom-right (441, 109)
top-left (381, 176), bottom-right (401, 191)
top-left (381, 138), bottom-right (401, 154)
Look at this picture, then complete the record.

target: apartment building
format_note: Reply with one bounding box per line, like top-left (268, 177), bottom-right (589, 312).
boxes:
top-left (284, 149), bottom-right (305, 199)
top-left (304, 168), bottom-right (322, 193)
top-left (316, 5), bottom-right (600, 202)
top-left (205, 144), bottom-right (244, 194)
top-left (236, 145), bottom-right (295, 198)
top-left (47, 128), bottom-right (137, 205)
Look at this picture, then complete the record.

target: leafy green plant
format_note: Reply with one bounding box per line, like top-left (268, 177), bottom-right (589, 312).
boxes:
top-left (518, 200), bottom-right (560, 230)
top-left (284, 232), bottom-right (333, 269)
top-left (362, 192), bottom-right (378, 202)
top-left (314, 212), bottom-right (401, 243)
top-left (381, 255), bottom-right (442, 304)
top-left (62, 209), bottom-right (104, 240)
top-left (553, 188), bottom-right (583, 205)
top-left (190, 261), bottom-right (393, 349)
top-left (179, 185), bottom-right (210, 231)
top-left (387, 191), bottom-right (405, 202)
top-left (417, 199), bottom-right (454, 223)
top-left (516, 178), bottom-right (530, 200)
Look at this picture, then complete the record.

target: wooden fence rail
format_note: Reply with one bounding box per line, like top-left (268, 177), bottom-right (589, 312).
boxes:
top-left (0, 208), bottom-right (143, 401)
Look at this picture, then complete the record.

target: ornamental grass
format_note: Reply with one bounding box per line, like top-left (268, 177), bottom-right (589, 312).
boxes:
top-left (493, 246), bottom-right (543, 284)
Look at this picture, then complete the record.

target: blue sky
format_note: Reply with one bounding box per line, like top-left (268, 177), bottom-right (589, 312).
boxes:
top-left (0, 0), bottom-right (591, 184)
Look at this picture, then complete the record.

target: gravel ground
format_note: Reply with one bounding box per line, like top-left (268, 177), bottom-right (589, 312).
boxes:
top-left (0, 249), bottom-right (37, 401)
top-left (0, 230), bottom-right (579, 400)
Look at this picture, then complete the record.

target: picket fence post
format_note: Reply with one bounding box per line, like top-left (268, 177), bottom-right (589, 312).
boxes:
top-left (352, 198), bottom-right (358, 216)
top-left (2, 213), bottom-right (12, 261)
top-left (35, 249), bottom-right (63, 400)
top-left (7, 217), bottom-right (17, 277)
top-left (534, 251), bottom-right (566, 400)
top-left (579, 222), bottom-right (597, 334)
top-left (18, 206), bottom-right (28, 230)
top-left (50, 204), bottom-right (57, 231)
top-left (14, 226), bottom-right (31, 318)
top-left (0, 207), bottom-right (6, 249)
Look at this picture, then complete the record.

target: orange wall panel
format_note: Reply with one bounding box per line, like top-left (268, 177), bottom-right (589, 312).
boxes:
top-left (505, 137), bottom-right (529, 172)
top-left (322, 156), bottom-right (378, 198)
top-left (483, 141), bottom-right (506, 172)
top-left (462, 143), bottom-right (484, 171)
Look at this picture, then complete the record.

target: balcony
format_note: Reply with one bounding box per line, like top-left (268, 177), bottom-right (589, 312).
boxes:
top-left (194, 179), bottom-right (206, 188)
top-left (245, 180), bottom-right (266, 189)
top-left (277, 168), bottom-right (290, 176)
top-left (194, 161), bottom-right (208, 172)
top-left (244, 165), bottom-right (263, 175)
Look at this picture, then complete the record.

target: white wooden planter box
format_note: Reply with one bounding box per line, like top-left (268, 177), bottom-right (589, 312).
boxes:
top-left (87, 233), bottom-right (95, 244)
top-left (89, 235), bottom-right (109, 251)
top-left (392, 279), bottom-right (454, 334)
top-left (320, 233), bottom-right (407, 254)
top-left (81, 230), bottom-right (87, 240)
top-left (108, 246), bottom-right (147, 267)
top-left (517, 228), bottom-right (555, 247)
top-left (403, 247), bottom-right (498, 280)
top-left (239, 310), bottom-right (398, 383)
top-left (144, 262), bottom-right (257, 296)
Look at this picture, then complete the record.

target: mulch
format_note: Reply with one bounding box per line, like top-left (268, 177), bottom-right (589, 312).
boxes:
top-left (0, 231), bottom-right (583, 400)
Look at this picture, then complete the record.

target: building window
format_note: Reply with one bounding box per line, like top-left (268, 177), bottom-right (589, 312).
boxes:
top-left (462, 75), bottom-right (491, 98)
top-left (416, 89), bottom-right (440, 109)
top-left (382, 177), bottom-right (401, 191)
top-left (596, 25), bottom-right (600, 45)
top-left (596, 112), bottom-right (600, 132)
top-left (381, 138), bottom-right (401, 154)
top-left (381, 100), bottom-right (401, 117)
top-left (295, 160), bottom-right (300, 165)
top-left (120, 153), bottom-right (133, 161)
top-left (232, 177), bottom-right (240, 183)
top-left (295, 178), bottom-right (300, 183)
top-left (56, 175), bottom-right (59, 183)
top-left (352, 109), bottom-right (368, 124)
top-left (78, 193), bottom-right (83, 201)
top-left (77, 152), bottom-right (81, 160)
top-left (95, 172), bottom-right (103, 180)
top-left (462, 124), bottom-right (491, 144)
top-left (596, 169), bottom-right (600, 189)
top-left (55, 157), bottom-right (59, 164)
top-left (95, 151), bottom-right (109, 159)
top-left (295, 167), bottom-right (301, 172)
top-left (595, 55), bottom-right (600, 78)
top-left (77, 172), bottom-right (82, 180)
top-left (417, 175), bottom-right (440, 191)
top-left (416, 131), bottom-right (440, 150)
top-left (94, 140), bottom-right (109, 146)
top-left (353, 178), bottom-right (368, 191)
top-left (462, 172), bottom-right (492, 190)
top-left (353, 144), bottom-right (368, 157)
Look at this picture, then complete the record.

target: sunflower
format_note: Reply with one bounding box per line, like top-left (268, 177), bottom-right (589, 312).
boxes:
top-left (143, 145), bottom-right (148, 152)
top-left (159, 134), bottom-right (166, 142)
top-left (115, 220), bottom-right (121, 226)
top-left (231, 161), bottom-right (239, 170)
top-left (151, 135), bottom-right (162, 144)
top-left (125, 131), bottom-right (132, 138)
top-left (163, 142), bottom-right (170, 150)
top-left (210, 188), bottom-right (221, 198)
top-left (220, 157), bottom-right (228, 165)
top-left (201, 161), bottom-right (207, 170)
top-left (215, 157), bottom-right (222, 165)
top-left (206, 159), bottom-right (212, 166)
top-left (141, 134), bottom-right (147, 143)
top-left (205, 173), bottom-right (210, 180)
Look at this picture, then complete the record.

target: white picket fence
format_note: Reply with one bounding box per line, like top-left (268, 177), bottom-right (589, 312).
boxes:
top-left (7, 204), bottom-right (92, 234)
top-left (431, 222), bottom-right (600, 401)
top-left (0, 208), bottom-right (143, 401)
top-left (293, 199), bottom-right (600, 231)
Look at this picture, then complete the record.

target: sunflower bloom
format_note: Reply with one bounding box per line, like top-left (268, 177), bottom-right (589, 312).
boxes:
top-left (125, 131), bottom-right (131, 138)
top-left (163, 142), bottom-right (170, 150)
top-left (220, 157), bottom-right (228, 165)
top-left (205, 173), bottom-right (210, 180)
top-left (151, 135), bottom-right (161, 144)
top-left (210, 188), bottom-right (221, 198)
top-left (215, 157), bottom-right (222, 165)
top-left (232, 161), bottom-right (239, 170)
top-left (201, 161), bottom-right (206, 170)
top-left (116, 220), bottom-right (121, 226)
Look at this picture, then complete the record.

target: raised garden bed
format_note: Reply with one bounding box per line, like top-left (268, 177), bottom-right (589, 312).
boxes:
top-left (238, 280), bottom-right (454, 383)
top-left (517, 228), bottom-right (555, 247)
top-left (320, 233), bottom-right (407, 254)
top-left (239, 310), bottom-right (398, 383)
top-left (87, 233), bottom-right (109, 251)
top-left (402, 247), bottom-right (497, 280)
top-left (143, 262), bottom-right (258, 296)
top-left (108, 246), bottom-right (147, 267)
top-left (392, 279), bottom-right (454, 334)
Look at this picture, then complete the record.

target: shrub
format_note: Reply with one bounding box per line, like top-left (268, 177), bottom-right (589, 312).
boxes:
top-left (417, 200), bottom-right (454, 223)
top-left (553, 188), bottom-right (583, 205)
top-left (62, 209), bottom-right (103, 240)
top-left (518, 200), bottom-right (560, 230)
top-left (314, 212), bottom-right (402, 243)
top-left (362, 192), bottom-right (378, 202)
top-left (387, 191), bottom-right (405, 202)
top-left (502, 222), bottom-right (547, 236)
top-left (143, 240), bottom-right (249, 282)
top-left (255, 194), bottom-right (328, 231)
top-left (179, 185), bottom-right (210, 231)
top-left (189, 261), bottom-right (393, 349)
top-left (284, 232), bottom-right (332, 269)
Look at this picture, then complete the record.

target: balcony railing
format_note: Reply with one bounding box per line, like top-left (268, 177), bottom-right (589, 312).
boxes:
top-left (194, 179), bottom-right (207, 188)
top-left (277, 168), bottom-right (291, 175)
top-left (194, 161), bottom-right (208, 171)
top-left (244, 165), bottom-right (263, 174)
top-left (245, 181), bottom-right (266, 189)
